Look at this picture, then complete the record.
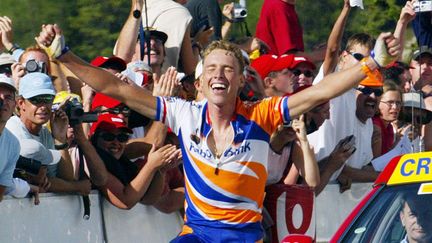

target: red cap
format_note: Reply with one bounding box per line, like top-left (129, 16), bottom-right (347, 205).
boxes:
top-left (90, 56), bottom-right (126, 71)
top-left (91, 93), bottom-right (122, 111)
top-left (90, 114), bottom-right (132, 136)
top-left (292, 56), bottom-right (316, 70)
top-left (251, 54), bottom-right (296, 79)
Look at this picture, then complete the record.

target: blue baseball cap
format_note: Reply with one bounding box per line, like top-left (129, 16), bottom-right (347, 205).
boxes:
top-left (19, 72), bottom-right (56, 98)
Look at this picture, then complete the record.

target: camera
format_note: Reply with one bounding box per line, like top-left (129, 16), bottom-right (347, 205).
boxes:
top-left (25, 59), bottom-right (48, 74)
top-left (413, 0), bottom-right (432, 12)
top-left (233, 3), bottom-right (248, 19)
top-left (52, 92), bottom-right (98, 126)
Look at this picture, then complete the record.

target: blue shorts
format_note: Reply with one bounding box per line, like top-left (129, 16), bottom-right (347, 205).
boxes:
top-left (170, 223), bottom-right (263, 243)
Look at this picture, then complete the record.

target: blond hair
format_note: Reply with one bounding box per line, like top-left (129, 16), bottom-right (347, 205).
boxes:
top-left (202, 41), bottom-right (245, 74)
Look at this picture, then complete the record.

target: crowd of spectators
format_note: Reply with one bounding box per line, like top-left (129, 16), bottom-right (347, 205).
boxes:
top-left (0, 0), bottom-right (431, 242)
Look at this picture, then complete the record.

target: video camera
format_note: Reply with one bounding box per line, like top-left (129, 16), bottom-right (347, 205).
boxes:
top-left (233, 0), bottom-right (248, 20)
top-left (53, 91), bottom-right (98, 126)
top-left (413, 0), bottom-right (432, 13)
top-left (25, 59), bottom-right (47, 74)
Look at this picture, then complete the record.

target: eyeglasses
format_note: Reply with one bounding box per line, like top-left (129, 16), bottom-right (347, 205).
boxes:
top-left (27, 95), bottom-right (55, 105)
top-left (356, 87), bottom-right (383, 97)
top-left (380, 100), bottom-right (402, 108)
top-left (292, 69), bottom-right (313, 78)
top-left (99, 132), bottom-right (129, 143)
top-left (347, 51), bottom-right (365, 61)
top-left (95, 106), bottom-right (131, 117)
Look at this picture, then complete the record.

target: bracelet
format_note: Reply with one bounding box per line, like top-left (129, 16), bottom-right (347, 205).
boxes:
top-left (7, 44), bottom-right (20, 54)
top-left (360, 57), bottom-right (382, 83)
top-left (55, 142), bottom-right (69, 150)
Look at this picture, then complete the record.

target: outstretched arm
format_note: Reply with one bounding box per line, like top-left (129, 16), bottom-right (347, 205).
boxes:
top-left (394, 0), bottom-right (416, 60)
top-left (322, 0), bottom-right (351, 76)
top-left (113, 0), bottom-right (143, 63)
top-left (288, 32), bottom-right (400, 119)
top-left (37, 24), bottom-right (158, 119)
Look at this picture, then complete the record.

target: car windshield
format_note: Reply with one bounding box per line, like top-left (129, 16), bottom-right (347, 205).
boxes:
top-left (341, 183), bottom-right (432, 243)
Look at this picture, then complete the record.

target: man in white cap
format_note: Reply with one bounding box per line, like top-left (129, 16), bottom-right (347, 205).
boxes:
top-left (5, 72), bottom-right (91, 195)
top-left (0, 74), bottom-right (20, 201)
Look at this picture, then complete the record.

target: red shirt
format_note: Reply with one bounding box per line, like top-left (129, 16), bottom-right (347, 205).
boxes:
top-left (372, 116), bottom-right (395, 155)
top-left (256, 0), bottom-right (304, 55)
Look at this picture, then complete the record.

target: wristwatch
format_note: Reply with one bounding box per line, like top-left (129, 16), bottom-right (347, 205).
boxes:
top-left (55, 142), bottom-right (69, 150)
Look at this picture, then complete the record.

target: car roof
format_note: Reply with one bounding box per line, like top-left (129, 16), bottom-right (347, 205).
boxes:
top-left (374, 151), bottom-right (432, 191)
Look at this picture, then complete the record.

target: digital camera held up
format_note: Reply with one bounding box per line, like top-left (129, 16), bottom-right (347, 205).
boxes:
top-left (52, 91), bottom-right (98, 126)
top-left (233, 0), bottom-right (247, 20)
top-left (25, 59), bottom-right (48, 74)
top-left (413, 0), bottom-right (432, 12)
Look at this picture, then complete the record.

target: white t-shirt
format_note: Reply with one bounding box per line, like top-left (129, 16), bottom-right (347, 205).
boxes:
top-left (0, 128), bottom-right (20, 188)
top-left (266, 145), bottom-right (292, 185)
top-left (309, 64), bottom-right (374, 181)
top-left (144, 0), bottom-right (193, 72)
top-left (5, 116), bottom-right (61, 167)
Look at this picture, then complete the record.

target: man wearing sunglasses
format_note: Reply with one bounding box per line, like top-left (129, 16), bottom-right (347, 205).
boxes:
top-left (5, 72), bottom-right (91, 195)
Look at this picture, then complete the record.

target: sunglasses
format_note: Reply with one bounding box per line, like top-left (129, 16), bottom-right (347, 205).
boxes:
top-left (347, 51), bottom-right (365, 61)
top-left (292, 69), bottom-right (313, 78)
top-left (99, 132), bottom-right (129, 143)
top-left (27, 95), bottom-right (55, 105)
top-left (96, 106), bottom-right (131, 117)
top-left (356, 87), bottom-right (383, 97)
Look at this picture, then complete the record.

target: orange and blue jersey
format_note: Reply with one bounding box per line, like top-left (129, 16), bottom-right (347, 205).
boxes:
top-left (155, 96), bottom-right (291, 242)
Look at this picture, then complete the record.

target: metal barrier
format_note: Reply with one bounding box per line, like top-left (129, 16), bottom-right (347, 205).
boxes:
top-left (0, 184), bottom-right (372, 243)
top-left (0, 191), bottom-right (183, 243)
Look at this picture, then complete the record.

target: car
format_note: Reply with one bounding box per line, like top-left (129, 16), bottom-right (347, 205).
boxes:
top-left (330, 151), bottom-right (432, 243)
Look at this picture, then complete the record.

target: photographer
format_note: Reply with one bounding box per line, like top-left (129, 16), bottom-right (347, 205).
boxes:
top-left (5, 72), bottom-right (91, 195)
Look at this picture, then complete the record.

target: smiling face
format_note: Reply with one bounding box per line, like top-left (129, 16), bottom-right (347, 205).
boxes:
top-left (355, 86), bottom-right (382, 123)
top-left (200, 48), bottom-right (244, 107)
top-left (95, 128), bottom-right (129, 159)
top-left (410, 55), bottom-right (432, 86)
top-left (18, 95), bottom-right (53, 128)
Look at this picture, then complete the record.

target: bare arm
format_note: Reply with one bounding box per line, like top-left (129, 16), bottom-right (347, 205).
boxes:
top-left (113, 0), bottom-right (143, 63)
top-left (179, 24), bottom-right (198, 75)
top-left (60, 51), bottom-right (157, 120)
top-left (322, 0), bottom-right (351, 76)
top-left (288, 30), bottom-right (401, 119)
top-left (393, 1), bottom-right (416, 60)
top-left (339, 165), bottom-right (379, 182)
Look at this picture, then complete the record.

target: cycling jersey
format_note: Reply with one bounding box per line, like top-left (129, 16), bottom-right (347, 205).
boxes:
top-left (155, 96), bottom-right (291, 242)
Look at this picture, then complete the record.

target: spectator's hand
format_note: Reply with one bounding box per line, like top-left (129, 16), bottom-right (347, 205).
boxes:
top-left (399, 1), bottom-right (416, 24)
top-left (160, 149), bottom-right (182, 173)
top-left (240, 37), bottom-right (269, 54)
top-left (292, 115), bottom-right (307, 142)
top-left (222, 2), bottom-right (235, 21)
top-left (75, 179), bottom-right (92, 196)
top-left (36, 24), bottom-right (66, 59)
top-left (244, 66), bottom-right (265, 99)
top-left (398, 124), bottom-right (420, 140)
top-left (115, 72), bottom-right (136, 86)
top-left (337, 173), bottom-right (352, 193)
top-left (30, 166), bottom-right (51, 193)
top-left (372, 32), bottom-right (400, 67)
top-left (81, 84), bottom-right (95, 109)
top-left (0, 16), bottom-right (14, 51)
top-left (328, 135), bottom-right (356, 172)
top-left (11, 62), bottom-right (25, 87)
top-left (29, 184), bottom-right (40, 205)
top-left (72, 123), bottom-right (87, 143)
top-left (152, 67), bottom-right (180, 97)
top-left (194, 26), bottom-right (214, 48)
top-left (50, 100), bottom-right (70, 143)
top-left (147, 144), bottom-right (182, 170)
